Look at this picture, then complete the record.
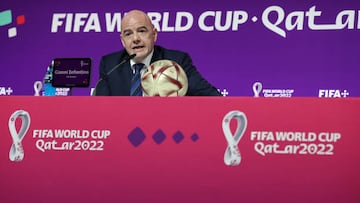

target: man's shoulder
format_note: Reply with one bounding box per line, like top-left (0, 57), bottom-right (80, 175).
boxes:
top-left (101, 50), bottom-right (126, 60)
top-left (155, 45), bottom-right (186, 54)
top-left (154, 46), bottom-right (189, 60)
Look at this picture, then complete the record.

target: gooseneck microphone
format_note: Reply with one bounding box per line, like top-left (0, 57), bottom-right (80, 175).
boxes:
top-left (92, 54), bottom-right (136, 96)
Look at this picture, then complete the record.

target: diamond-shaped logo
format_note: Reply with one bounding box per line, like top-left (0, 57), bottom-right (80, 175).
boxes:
top-left (152, 129), bottom-right (166, 144)
top-left (190, 133), bottom-right (199, 142)
top-left (128, 127), bottom-right (146, 147)
top-left (172, 131), bottom-right (184, 144)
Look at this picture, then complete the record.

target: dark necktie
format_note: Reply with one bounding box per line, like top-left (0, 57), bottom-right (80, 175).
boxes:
top-left (130, 63), bottom-right (144, 96)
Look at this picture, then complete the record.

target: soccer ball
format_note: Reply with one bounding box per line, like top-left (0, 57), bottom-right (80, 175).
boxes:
top-left (141, 60), bottom-right (188, 96)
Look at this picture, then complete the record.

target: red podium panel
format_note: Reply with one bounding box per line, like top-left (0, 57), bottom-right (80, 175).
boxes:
top-left (0, 97), bottom-right (359, 203)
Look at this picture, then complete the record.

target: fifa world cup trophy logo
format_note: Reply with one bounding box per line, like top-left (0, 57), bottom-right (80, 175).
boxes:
top-left (222, 110), bottom-right (247, 166)
top-left (8, 110), bottom-right (31, 162)
top-left (253, 82), bottom-right (262, 97)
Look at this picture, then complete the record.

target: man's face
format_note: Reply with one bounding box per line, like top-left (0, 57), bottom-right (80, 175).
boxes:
top-left (120, 12), bottom-right (157, 63)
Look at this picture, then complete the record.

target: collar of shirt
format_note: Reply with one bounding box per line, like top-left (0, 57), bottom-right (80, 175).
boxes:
top-left (130, 50), bottom-right (154, 74)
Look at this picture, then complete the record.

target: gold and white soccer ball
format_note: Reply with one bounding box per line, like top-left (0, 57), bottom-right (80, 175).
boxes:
top-left (141, 60), bottom-right (188, 96)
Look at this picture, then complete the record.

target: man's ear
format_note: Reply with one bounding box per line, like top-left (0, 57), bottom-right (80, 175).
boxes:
top-left (120, 34), bottom-right (125, 47)
top-left (153, 28), bottom-right (158, 42)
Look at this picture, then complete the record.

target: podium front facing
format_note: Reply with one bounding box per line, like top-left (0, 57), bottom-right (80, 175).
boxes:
top-left (0, 97), bottom-right (359, 203)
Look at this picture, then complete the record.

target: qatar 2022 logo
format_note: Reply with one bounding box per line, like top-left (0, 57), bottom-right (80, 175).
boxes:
top-left (9, 110), bottom-right (31, 162)
top-left (222, 110), bottom-right (247, 166)
top-left (0, 9), bottom-right (25, 38)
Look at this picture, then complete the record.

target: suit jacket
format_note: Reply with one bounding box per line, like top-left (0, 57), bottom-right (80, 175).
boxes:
top-left (94, 45), bottom-right (221, 96)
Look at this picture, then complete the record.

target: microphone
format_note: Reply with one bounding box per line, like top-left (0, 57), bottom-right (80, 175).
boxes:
top-left (92, 54), bottom-right (136, 96)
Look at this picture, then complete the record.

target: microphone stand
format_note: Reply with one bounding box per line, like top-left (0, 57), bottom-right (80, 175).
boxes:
top-left (92, 54), bottom-right (136, 96)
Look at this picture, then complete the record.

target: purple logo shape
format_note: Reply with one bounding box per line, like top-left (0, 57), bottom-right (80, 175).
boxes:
top-left (172, 131), bottom-right (184, 144)
top-left (190, 133), bottom-right (199, 142)
top-left (152, 129), bottom-right (166, 144)
top-left (128, 127), bottom-right (146, 147)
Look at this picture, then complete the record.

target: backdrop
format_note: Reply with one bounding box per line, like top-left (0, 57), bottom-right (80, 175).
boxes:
top-left (1, 0), bottom-right (359, 97)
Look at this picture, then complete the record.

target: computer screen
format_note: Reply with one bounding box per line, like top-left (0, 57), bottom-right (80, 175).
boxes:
top-left (51, 58), bottom-right (91, 88)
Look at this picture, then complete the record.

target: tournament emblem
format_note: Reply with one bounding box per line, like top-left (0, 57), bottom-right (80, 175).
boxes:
top-left (9, 110), bottom-right (31, 162)
top-left (222, 110), bottom-right (247, 166)
top-left (253, 82), bottom-right (262, 97)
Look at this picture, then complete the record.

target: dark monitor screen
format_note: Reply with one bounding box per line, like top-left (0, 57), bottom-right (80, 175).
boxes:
top-left (51, 58), bottom-right (91, 87)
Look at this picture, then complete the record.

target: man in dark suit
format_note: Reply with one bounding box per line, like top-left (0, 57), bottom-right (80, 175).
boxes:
top-left (94, 9), bottom-right (221, 96)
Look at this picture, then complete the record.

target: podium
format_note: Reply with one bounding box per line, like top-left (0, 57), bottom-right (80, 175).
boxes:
top-left (1, 96), bottom-right (359, 203)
